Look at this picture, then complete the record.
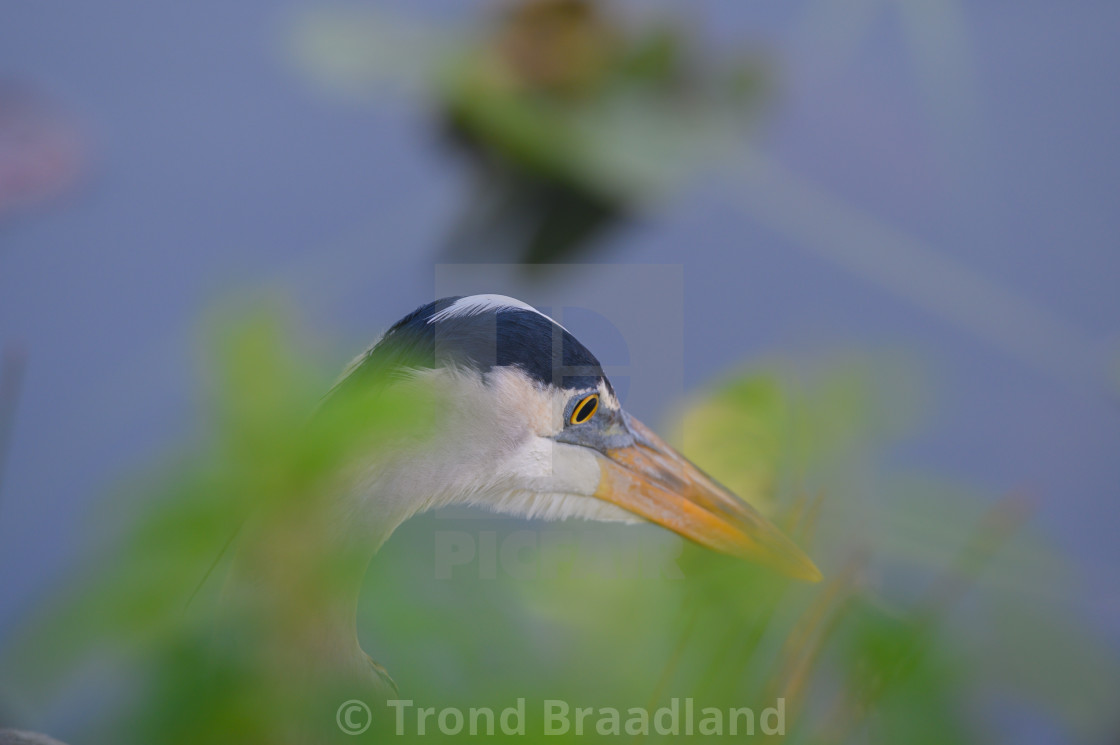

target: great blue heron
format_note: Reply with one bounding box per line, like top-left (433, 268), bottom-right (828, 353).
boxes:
top-left (4, 295), bottom-right (821, 742)
top-left (226, 295), bottom-right (822, 694)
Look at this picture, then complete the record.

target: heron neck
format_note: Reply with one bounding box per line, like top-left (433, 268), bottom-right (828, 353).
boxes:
top-left (222, 495), bottom-right (390, 687)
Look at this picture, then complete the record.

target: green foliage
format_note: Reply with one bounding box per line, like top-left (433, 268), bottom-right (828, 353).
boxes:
top-left (3, 315), bottom-right (434, 743)
top-left (2, 324), bottom-right (1113, 743)
top-left (293, 1), bottom-right (766, 264)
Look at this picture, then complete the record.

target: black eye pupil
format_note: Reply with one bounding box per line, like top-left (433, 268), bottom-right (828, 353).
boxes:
top-left (573, 396), bottom-right (597, 424)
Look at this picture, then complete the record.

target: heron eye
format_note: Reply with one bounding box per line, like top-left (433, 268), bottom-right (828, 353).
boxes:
top-left (569, 393), bottom-right (599, 425)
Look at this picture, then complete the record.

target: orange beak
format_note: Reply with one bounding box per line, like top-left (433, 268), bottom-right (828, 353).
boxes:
top-left (593, 417), bottom-right (821, 582)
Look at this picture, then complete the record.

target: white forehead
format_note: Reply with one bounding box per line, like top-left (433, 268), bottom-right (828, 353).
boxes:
top-left (427, 294), bottom-right (568, 331)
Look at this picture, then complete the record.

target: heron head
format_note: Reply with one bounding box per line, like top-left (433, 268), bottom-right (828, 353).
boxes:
top-left (343, 295), bottom-right (820, 582)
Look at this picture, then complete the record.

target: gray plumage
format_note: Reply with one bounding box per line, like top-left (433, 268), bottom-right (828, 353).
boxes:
top-left (0, 730), bottom-right (67, 745)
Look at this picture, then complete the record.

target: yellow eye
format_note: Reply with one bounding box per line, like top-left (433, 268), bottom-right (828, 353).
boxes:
top-left (569, 393), bottom-right (599, 425)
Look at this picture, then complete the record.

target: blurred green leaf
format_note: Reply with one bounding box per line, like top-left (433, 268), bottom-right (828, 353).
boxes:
top-left (3, 325), bottom-right (1114, 744)
top-left (291, 1), bottom-right (767, 265)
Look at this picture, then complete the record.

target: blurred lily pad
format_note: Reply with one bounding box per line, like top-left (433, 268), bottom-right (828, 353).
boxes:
top-left (291, 0), bottom-right (769, 265)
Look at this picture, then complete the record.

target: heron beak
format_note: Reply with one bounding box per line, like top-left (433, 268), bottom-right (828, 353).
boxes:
top-left (593, 416), bottom-right (822, 582)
